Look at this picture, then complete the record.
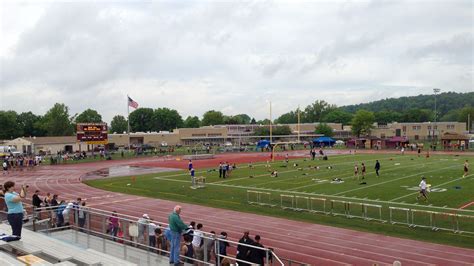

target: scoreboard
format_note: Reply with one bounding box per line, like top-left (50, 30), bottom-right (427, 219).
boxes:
top-left (76, 123), bottom-right (108, 144)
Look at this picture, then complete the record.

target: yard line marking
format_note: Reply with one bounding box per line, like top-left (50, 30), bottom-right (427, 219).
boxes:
top-left (332, 163), bottom-right (456, 196)
top-left (389, 173), bottom-right (473, 202)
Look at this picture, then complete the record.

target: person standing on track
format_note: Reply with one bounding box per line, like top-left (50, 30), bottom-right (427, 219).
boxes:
top-left (417, 176), bottom-right (428, 202)
top-left (374, 160), bottom-right (381, 177)
top-left (218, 162), bottom-right (223, 178)
top-left (463, 160), bottom-right (469, 178)
top-left (168, 205), bottom-right (188, 266)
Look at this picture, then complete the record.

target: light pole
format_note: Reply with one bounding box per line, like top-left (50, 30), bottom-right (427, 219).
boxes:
top-left (433, 88), bottom-right (441, 147)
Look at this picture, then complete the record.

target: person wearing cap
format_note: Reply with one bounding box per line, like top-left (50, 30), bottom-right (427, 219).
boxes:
top-left (236, 230), bottom-right (253, 265)
top-left (168, 205), bottom-right (188, 266)
top-left (417, 176), bottom-right (428, 202)
top-left (138, 213), bottom-right (150, 244)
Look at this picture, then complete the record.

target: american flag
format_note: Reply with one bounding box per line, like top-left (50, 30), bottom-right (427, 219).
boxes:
top-left (128, 96), bottom-right (138, 109)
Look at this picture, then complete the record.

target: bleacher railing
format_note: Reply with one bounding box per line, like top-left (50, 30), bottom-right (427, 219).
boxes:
top-left (247, 190), bottom-right (474, 235)
top-left (27, 205), bottom-right (285, 266)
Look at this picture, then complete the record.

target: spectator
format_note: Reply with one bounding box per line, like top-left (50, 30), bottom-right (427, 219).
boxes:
top-left (108, 211), bottom-right (120, 240)
top-left (56, 201), bottom-right (66, 227)
top-left (128, 221), bottom-right (139, 245)
top-left (236, 230), bottom-right (253, 265)
top-left (137, 214), bottom-right (150, 244)
top-left (168, 205), bottom-right (188, 266)
top-left (148, 219), bottom-right (157, 249)
top-left (192, 223), bottom-right (204, 265)
top-left (43, 192), bottom-right (51, 208)
top-left (3, 181), bottom-right (26, 237)
top-left (155, 228), bottom-right (167, 255)
top-left (203, 231), bottom-right (216, 263)
top-left (32, 190), bottom-right (42, 220)
top-left (62, 202), bottom-right (73, 226)
top-left (249, 235), bottom-right (266, 265)
top-left (216, 232), bottom-right (230, 264)
top-left (78, 202), bottom-right (87, 230)
top-left (50, 194), bottom-right (59, 227)
top-left (73, 197), bottom-right (82, 223)
top-left (181, 234), bottom-right (194, 266)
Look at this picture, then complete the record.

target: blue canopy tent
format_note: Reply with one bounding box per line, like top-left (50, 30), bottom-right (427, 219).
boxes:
top-left (256, 140), bottom-right (271, 148)
top-left (313, 137), bottom-right (336, 147)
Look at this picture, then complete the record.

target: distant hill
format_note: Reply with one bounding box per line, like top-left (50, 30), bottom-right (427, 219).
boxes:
top-left (340, 91), bottom-right (474, 118)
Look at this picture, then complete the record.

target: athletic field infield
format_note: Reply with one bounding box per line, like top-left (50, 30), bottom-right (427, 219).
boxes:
top-left (85, 153), bottom-right (474, 248)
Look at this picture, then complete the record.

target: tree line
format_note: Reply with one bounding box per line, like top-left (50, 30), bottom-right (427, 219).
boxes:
top-left (0, 92), bottom-right (471, 140)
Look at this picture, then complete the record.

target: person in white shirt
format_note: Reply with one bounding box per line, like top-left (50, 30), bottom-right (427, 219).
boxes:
top-left (148, 221), bottom-right (157, 249)
top-left (417, 176), bottom-right (428, 201)
top-left (192, 223), bottom-right (204, 264)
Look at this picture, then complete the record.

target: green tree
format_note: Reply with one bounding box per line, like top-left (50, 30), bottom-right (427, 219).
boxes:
top-left (323, 109), bottom-right (353, 124)
top-left (256, 118), bottom-right (271, 125)
top-left (303, 100), bottom-right (337, 123)
top-left (401, 109), bottom-right (433, 122)
top-left (351, 110), bottom-right (375, 137)
top-left (374, 110), bottom-right (402, 124)
top-left (201, 110), bottom-right (224, 126)
top-left (0, 111), bottom-right (22, 139)
top-left (41, 103), bottom-right (75, 136)
top-left (223, 116), bottom-right (241, 125)
top-left (250, 118), bottom-right (257, 124)
top-left (129, 108), bottom-right (155, 132)
top-left (152, 108), bottom-right (183, 131)
top-left (110, 115), bottom-right (128, 133)
top-left (183, 116), bottom-right (201, 128)
top-left (233, 114), bottom-right (251, 124)
top-left (275, 111), bottom-right (298, 124)
top-left (440, 109), bottom-right (460, 122)
top-left (75, 109), bottom-right (103, 123)
top-left (315, 123), bottom-right (334, 137)
top-left (457, 106), bottom-right (474, 130)
top-left (18, 112), bottom-right (45, 137)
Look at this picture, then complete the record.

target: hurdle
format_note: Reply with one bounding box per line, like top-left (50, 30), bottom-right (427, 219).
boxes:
top-left (389, 207), bottom-right (411, 226)
top-left (247, 190), bottom-right (260, 205)
top-left (310, 197), bottom-right (327, 214)
top-left (295, 196), bottom-right (310, 211)
top-left (411, 209), bottom-right (437, 230)
top-left (330, 200), bottom-right (348, 217)
top-left (280, 194), bottom-right (295, 210)
top-left (346, 201), bottom-right (364, 219)
top-left (259, 191), bottom-right (275, 207)
top-left (363, 203), bottom-right (383, 222)
top-left (455, 214), bottom-right (474, 235)
top-left (435, 212), bottom-right (457, 233)
top-left (191, 176), bottom-right (206, 189)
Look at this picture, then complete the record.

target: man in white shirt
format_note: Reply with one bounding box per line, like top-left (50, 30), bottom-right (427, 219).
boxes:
top-left (148, 221), bottom-right (157, 249)
top-left (416, 176), bottom-right (428, 201)
top-left (192, 223), bottom-right (204, 264)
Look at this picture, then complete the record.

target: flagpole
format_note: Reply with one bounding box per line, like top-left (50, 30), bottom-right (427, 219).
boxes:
top-left (127, 95), bottom-right (131, 151)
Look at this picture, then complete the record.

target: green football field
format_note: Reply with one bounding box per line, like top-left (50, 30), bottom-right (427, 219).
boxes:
top-left (86, 153), bottom-right (474, 248)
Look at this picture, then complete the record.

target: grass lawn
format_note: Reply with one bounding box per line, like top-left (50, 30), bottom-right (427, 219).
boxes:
top-left (85, 153), bottom-right (474, 249)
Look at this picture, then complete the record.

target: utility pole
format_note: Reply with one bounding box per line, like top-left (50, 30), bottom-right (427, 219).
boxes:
top-left (297, 105), bottom-right (301, 143)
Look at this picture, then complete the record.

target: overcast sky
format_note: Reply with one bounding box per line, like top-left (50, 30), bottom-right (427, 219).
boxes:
top-left (0, 0), bottom-right (472, 123)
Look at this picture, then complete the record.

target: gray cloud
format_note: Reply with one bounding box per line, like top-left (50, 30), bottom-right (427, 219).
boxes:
top-left (0, 0), bottom-right (472, 123)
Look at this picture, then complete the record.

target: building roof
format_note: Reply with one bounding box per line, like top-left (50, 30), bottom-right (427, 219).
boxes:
top-left (22, 136), bottom-right (78, 145)
top-left (441, 132), bottom-right (469, 140)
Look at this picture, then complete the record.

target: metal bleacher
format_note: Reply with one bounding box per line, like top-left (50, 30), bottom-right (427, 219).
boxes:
top-left (0, 223), bottom-right (141, 265)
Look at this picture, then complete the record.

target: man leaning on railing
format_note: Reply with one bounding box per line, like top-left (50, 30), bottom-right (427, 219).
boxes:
top-left (168, 205), bottom-right (188, 266)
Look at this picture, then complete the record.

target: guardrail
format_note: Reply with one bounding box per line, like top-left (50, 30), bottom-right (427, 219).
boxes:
top-left (26, 205), bottom-right (285, 266)
top-left (247, 190), bottom-right (474, 235)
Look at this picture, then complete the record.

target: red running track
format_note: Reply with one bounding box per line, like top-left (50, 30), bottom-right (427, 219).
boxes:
top-left (1, 152), bottom-right (473, 265)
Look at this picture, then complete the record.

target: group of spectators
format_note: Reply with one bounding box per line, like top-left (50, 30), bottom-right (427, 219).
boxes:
top-left (168, 205), bottom-right (270, 266)
top-left (2, 156), bottom-right (43, 174)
